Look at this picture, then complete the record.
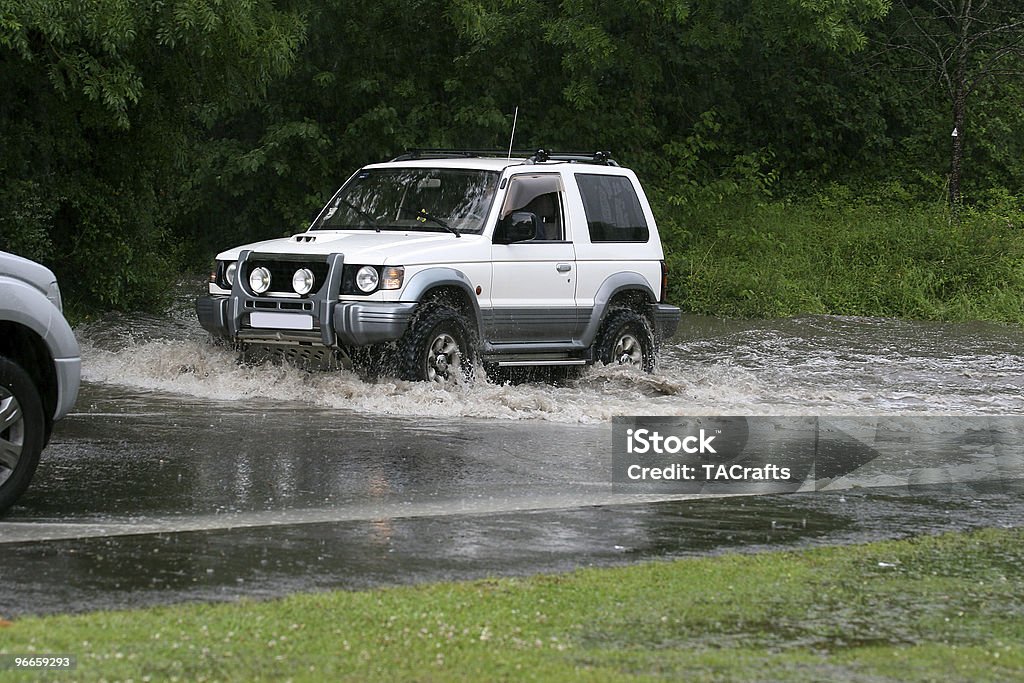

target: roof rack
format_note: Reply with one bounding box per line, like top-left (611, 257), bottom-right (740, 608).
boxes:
top-left (390, 149), bottom-right (532, 161)
top-left (390, 148), bottom-right (619, 166)
top-left (527, 149), bottom-right (618, 166)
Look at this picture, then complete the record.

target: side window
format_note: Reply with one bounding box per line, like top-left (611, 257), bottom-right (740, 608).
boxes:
top-left (575, 174), bottom-right (650, 243)
top-left (500, 174), bottom-right (565, 241)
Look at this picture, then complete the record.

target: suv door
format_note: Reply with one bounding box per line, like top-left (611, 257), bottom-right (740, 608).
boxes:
top-left (488, 173), bottom-right (577, 343)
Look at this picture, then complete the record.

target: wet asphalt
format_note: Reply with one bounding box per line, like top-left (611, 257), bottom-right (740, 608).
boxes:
top-left (2, 383), bottom-right (1024, 617)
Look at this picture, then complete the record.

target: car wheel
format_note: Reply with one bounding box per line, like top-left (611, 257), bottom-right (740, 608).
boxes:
top-left (0, 357), bottom-right (45, 515)
top-left (398, 306), bottom-right (476, 384)
top-left (595, 309), bottom-right (657, 373)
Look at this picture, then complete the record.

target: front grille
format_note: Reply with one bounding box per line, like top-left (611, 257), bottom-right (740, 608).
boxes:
top-left (244, 259), bottom-right (330, 296)
top-left (246, 300), bottom-right (315, 311)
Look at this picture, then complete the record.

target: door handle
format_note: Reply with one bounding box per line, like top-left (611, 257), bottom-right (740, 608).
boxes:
top-left (556, 263), bottom-right (572, 273)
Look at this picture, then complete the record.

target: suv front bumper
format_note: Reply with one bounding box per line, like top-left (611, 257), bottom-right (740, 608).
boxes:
top-left (197, 294), bottom-right (416, 348)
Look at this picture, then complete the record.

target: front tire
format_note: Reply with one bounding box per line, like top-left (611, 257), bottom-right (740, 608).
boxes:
top-left (397, 306), bottom-right (477, 384)
top-left (0, 357), bottom-right (46, 515)
top-left (595, 309), bottom-right (657, 373)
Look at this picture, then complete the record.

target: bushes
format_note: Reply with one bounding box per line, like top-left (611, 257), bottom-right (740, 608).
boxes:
top-left (0, 181), bottom-right (55, 264)
top-left (56, 178), bottom-right (178, 318)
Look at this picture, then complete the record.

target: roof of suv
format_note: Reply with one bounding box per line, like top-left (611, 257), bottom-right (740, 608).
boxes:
top-left (364, 150), bottom-right (622, 173)
top-left (364, 157), bottom-right (527, 172)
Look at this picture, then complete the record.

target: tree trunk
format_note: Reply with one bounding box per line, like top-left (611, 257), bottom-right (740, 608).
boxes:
top-left (949, 38), bottom-right (968, 209)
top-left (950, 87), bottom-right (965, 208)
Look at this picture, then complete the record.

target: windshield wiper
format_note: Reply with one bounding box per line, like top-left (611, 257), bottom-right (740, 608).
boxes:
top-left (340, 199), bottom-right (381, 232)
top-left (413, 208), bottom-right (461, 238)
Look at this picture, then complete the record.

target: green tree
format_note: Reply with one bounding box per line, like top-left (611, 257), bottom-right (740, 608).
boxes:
top-left (201, 0), bottom-right (893, 247)
top-left (0, 0), bottom-right (305, 313)
top-left (883, 0), bottom-right (1024, 205)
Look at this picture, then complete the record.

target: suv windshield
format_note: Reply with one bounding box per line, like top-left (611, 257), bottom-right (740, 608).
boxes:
top-left (311, 168), bottom-right (499, 233)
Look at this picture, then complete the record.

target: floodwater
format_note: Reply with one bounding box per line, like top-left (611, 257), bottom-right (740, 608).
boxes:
top-left (2, 298), bottom-right (1024, 616)
top-left (74, 307), bottom-right (1024, 421)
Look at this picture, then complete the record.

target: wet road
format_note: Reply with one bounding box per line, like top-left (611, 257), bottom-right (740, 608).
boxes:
top-left (2, 312), bottom-right (1024, 616)
top-left (2, 382), bottom-right (1024, 617)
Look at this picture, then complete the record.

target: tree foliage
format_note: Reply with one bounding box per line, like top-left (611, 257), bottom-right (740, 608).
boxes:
top-left (0, 0), bottom-right (305, 312)
top-left (882, 0), bottom-right (1024, 205)
top-left (2, 0), bottom-right (1024, 315)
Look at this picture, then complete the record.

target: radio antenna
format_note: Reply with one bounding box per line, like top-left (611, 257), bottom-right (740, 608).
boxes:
top-left (507, 106), bottom-right (519, 159)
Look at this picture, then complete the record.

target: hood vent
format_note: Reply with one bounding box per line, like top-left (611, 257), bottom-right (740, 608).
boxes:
top-left (294, 234), bottom-right (316, 243)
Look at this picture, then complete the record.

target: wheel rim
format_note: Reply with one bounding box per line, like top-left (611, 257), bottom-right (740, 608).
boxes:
top-left (425, 332), bottom-right (463, 384)
top-left (0, 386), bottom-right (25, 481)
top-left (613, 332), bottom-right (644, 365)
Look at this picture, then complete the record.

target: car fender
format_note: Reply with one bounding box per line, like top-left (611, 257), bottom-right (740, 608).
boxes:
top-left (401, 268), bottom-right (484, 339)
top-left (579, 272), bottom-right (657, 347)
top-left (0, 275), bottom-right (81, 421)
top-left (0, 276), bottom-right (79, 361)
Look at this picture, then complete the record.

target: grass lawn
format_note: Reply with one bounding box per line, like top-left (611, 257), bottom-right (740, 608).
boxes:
top-left (662, 197), bottom-right (1024, 324)
top-left (2, 527), bottom-right (1022, 682)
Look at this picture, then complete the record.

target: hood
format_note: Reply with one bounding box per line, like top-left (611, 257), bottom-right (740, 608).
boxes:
top-left (216, 230), bottom-right (487, 265)
top-left (0, 250), bottom-right (59, 296)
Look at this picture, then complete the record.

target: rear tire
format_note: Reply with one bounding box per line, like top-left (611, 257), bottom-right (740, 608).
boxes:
top-left (594, 309), bottom-right (657, 373)
top-left (0, 357), bottom-right (45, 515)
top-left (397, 306), bottom-right (477, 384)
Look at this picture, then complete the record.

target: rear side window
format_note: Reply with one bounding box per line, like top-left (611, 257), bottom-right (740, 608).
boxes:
top-left (575, 174), bottom-right (649, 243)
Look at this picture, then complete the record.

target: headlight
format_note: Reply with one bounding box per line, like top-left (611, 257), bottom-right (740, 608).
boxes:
top-left (225, 262), bottom-right (237, 286)
top-left (249, 266), bottom-right (272, 294)
top-left (355, 265), bottom-right (379, 293)
top-left (381, 266), bottom-right (405, 290)
top-left (292, 267), bottom-right (315, 295)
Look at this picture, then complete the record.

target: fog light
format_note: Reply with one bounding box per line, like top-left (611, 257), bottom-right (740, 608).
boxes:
top-left (225, 262), bottom-right (237, 286)
top-left (356, 265), bottom-right (379, 293)
top-left (292, 267), bottom-right (315, 295)
top-left (381, 266), bottom-right (405, 290)
top-left (249, 266), bottom-right (271, 294)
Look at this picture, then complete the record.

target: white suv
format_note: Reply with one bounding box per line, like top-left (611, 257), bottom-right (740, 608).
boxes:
top-left (197, 150), bottom-right (680, 382)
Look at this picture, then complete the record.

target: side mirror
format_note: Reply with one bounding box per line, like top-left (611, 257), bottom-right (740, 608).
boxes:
top-left (494, 211), bottom-right (540, 244)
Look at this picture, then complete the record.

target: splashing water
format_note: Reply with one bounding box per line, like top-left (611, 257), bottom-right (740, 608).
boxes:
top-left (76, 307), bottom-right (1024, 423)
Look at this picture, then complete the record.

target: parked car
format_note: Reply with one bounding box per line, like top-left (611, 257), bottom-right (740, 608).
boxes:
top-left (0, 251), bottom-right (81, 514)
top-left (197, 150), bottom-right (681, 382)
